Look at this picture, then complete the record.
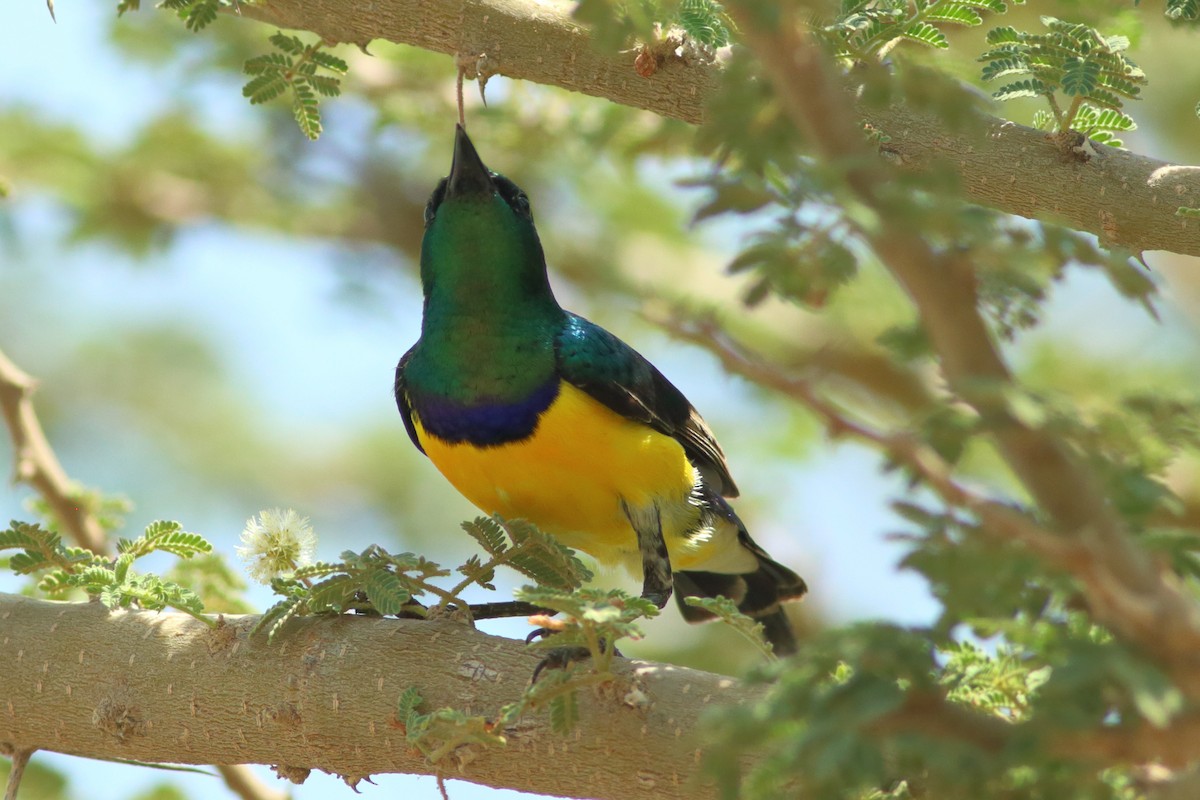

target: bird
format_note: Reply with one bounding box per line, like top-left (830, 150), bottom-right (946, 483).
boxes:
top-left (394, 125), bottom-right (807, 655)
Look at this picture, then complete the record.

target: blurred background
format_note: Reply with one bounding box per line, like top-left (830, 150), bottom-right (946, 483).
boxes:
top-left (2, 0), bottom-right (1199, 797)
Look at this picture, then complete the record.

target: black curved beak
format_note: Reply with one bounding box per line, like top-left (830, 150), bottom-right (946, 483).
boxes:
top-left (445, 124), bottom-right (494, 200)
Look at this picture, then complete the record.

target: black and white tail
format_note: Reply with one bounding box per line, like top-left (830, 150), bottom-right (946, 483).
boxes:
top-left (674, 497), bottom-right (807, 655)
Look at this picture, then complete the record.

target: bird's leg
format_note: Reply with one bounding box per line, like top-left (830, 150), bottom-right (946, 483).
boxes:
top-left (527, 627), bottom-right (625, 683)
top-left (623, 500), bottom-right (673, 609)
top-left (525, 504), bottom-right (674, 681)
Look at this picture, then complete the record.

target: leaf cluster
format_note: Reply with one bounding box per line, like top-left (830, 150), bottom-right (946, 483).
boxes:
top-left (1134, 0), bottom-right (1200, 22)
top-left (573, 0), bottom-right (734, 50)
top-left (459, 515), bottom-right (593, 592)
top-left (156, 0), bottom-right (231, 33)
top-left (476, 585), bottom-right (660, 734)
top-left (242, 33), bottom-right (348, 140)
top-left (253, 545), bottom-right (449, 640)
top-left (821, 0), bottom-right (1022, 59)
top-left (395, 686), bottom-right (507, 765)
top-left (254, 516), bottom-right (592, 640)
top-left (703, 619), bottom-right (1176, 800)
top-left (684, 595), bottom-right (775, 657)
top-left (1, 519), bottom-right (216, 626)
top-left (980, 17), bottom-right (1147, 144)
top-left (516, 585), bottom-right (660, 673)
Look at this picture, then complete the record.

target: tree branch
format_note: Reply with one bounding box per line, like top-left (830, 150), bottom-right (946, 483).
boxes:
top-left (216, 765), bottom-right (290, 800)
top-left (2, 746), bottom-right (35, 800)
top-left (658, 316), bottom-right (1085, 569)
top-left (233, 0), bottom-right (720, 125)
top-left (223, 0), bottom-right (1200, 257)
top-left (873, 692), bottom-right (1200, 772)
top-left (0, 593), bottom-right (757, 800)
top-left (0, 348), bottom-right (108, 555)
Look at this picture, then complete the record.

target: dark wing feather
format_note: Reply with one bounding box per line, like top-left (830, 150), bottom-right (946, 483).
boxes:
top-left (555, 313), bottom-right (738, 497)
top-left (394, 346), bottom-right (426, 456)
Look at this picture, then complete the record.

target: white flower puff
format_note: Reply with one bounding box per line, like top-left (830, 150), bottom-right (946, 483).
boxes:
top-left (237, 507), bottom-right (317, 584)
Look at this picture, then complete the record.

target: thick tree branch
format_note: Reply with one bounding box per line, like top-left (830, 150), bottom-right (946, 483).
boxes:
top-left (874, 692), bottom-right (1200, 772)
top-left (0, 593), bottom-right (758, 800)
top-left (234, 0), bottom-right (720, 125)
top-left (0, 348), bottom-right (107, 555)
top-left (723, 4), bottom-right (1200, 699)
top-left (225, 0), bottom-right (1200, 257)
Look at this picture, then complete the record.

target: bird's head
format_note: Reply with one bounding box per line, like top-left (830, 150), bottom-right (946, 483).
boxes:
top-left (419, 125), bottom-right (551, 301)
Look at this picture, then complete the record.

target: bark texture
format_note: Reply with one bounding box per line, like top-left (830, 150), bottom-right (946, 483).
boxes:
top-left (0, 593), bottom-right (755, 800)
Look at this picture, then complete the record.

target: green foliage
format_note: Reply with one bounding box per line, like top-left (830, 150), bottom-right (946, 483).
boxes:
top-left (26, 489), bottom-right (132, 535)
top-left (979, 17), bottom-right (1148, 142)
top-left (516, 585), bottom-right (659, 673)
top-left (1, 519), bottom-right (216, 626)
top-left (242, 33), bottom-right (348, 140)
top-left (684, 165), bottom-right (860, 310)
top-left (939, 639), bottom-right (1050, 720)
top-left (676, 0), bottom-right (733, 48)
top-left (460, 516), bottom-right (593, 591)
top-left (572, 0), bottom-right (733, 50)
top-left (392, 582), bottom-right (660, 759)
top-left (395, 686), bottom-right (507, 764)
top-left (253, 545), bottom-right (446, 639)
top-left (684, 595), bottom-right (774, 657)
top-left (1165, 0), bottom-right (1200, 21)
top-left (253, 516), bottom-right (592, 640)
top-left (158, 0), bottom-right (228, 32)
top-left (701, 621), bottom-right (1178, 799)
top-left (118, 519), bottom-right (211, 559)
top-left (164, 552), bottom-right (252, 614)
top-left (821, 0), bottom-right (1020, 61)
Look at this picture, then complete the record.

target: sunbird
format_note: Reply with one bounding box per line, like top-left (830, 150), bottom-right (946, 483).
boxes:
top-left (395, 126), bottom-right (807, 654)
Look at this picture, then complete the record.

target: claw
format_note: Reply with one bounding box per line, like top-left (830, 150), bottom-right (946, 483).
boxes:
top-left (530, 646), bottom-right (594, 683)
top-left (527, 633), bottom-right (624, 683)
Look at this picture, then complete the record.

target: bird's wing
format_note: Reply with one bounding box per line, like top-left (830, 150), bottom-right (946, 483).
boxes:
top-left (394, 346), bottom-right (426, 455)
top-left (555, 313), bottom-right (739, 497)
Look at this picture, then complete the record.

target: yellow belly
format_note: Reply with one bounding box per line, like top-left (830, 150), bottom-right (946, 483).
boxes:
top-left (413, 382), bottom-right (706, 569)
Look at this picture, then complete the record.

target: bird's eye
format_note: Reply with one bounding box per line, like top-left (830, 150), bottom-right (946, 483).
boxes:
top-left (424, 179), bottom-right (448, 227)
top-left (494, 176), bottom-right (533, 222)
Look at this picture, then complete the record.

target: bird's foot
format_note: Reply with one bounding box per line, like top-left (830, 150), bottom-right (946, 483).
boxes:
top-left (526, 627), bottom-right (623, 683)
top-left (641, 589), bottom-right (671, 609)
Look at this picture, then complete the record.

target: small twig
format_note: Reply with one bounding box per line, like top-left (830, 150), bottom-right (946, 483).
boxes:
top-left (1060, 95), bottom-right (1086, 132)
top-left (456, 63), bottom-right (466, 127)
top-left (1045, 92), bottom-right (1066, 127)
top-left (0, 347), bottom-right (108, 554)
top-left (659, 316), bottom-right (1081, 569)
top-left (215, 765), bottom-right (290, 800)
top-left (4, 747), bottom-right (36, 800)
